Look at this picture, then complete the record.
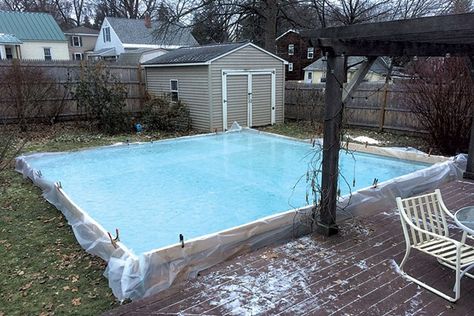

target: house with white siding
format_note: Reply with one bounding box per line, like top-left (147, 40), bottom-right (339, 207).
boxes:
top-left (304, 56), bottom-right (390, 84)
top-left (143, 42), bottom-right (287, 132)
top-left (92, 16), bottom-right (198, 60)
top-left (0, 11), bottom-right (69, 60)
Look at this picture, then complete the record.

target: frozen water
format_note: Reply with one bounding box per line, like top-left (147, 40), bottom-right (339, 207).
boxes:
top-left (24, 132), bottom-right (428, 254)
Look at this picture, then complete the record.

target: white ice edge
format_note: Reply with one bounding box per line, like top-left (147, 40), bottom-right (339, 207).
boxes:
top-left (14, 129), bottom-right (467, 301)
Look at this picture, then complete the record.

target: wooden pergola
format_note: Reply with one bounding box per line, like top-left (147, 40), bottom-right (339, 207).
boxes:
top-left (304, 13), bottom-right (474, 236)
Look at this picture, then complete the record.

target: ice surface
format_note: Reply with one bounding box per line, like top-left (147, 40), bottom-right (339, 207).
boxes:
top-left (24, 132), bottom-right (428, 254)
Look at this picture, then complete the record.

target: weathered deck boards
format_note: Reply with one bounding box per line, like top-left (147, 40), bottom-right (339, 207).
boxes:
top-left (105, 179), bottom-right (474, 315)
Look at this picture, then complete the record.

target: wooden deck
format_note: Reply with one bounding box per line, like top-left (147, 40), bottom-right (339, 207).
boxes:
top-left (106, 180), bottom-right (474, 315)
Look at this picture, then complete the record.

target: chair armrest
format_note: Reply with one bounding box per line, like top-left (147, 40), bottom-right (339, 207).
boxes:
top-left (400, 210), bottom-right (462, 248)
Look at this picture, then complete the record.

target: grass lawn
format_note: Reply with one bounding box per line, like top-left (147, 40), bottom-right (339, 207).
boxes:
top-left (0, 121), bottom-right (426, 315)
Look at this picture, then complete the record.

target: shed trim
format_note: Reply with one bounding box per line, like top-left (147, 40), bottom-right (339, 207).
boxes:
top-left (144, 42), bottom-right (288, 67)
top-left (144, 62), bottom-right (210, 67)
top-left (208, 43), bottom-right (288, 65)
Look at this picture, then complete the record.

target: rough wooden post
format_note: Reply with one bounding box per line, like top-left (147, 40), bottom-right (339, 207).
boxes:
top-left (317, 55), bottom-right (345, 236)
top-left (465, 56), bottom-right (474, 179)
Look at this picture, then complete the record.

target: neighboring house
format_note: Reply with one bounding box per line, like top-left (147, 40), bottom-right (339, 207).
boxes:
top-left (304, 56), bottom-right (391, 84)
top-left (0, 11), bottom-right (69, 60)
top-left (64, 26), bottom-right (99, 60)
top-left (275, 30), bottom-right (319, 81)
top-left (143, 42), bottom-right (287, 131)
top-left (118, 47), bottom-right (168, 64)
top-left (92, 16), bottom-right (198, 60)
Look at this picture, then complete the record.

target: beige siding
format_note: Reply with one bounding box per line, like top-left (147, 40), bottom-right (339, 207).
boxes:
top-left (226, 75), bottom-right (248, 128)
top-left (210, 45), bottom-right (285, 131)
top-left (251, 74), bottom-right (272, 126)
top-left (145, 66), bottom-right (210, 131)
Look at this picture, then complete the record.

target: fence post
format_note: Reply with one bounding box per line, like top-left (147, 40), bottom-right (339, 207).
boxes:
top-left (379, 82), bottom-right (389, 131)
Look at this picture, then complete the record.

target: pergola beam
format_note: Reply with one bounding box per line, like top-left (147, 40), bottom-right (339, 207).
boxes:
top-left (308, 13), bottom-right (474, 44)
top-left (343, 57), bottom-right (376, 102)
top-left (316, 39), bottom-right (474, 57)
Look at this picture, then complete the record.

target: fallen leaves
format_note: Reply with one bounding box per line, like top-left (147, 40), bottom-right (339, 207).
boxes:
top-left (71, 298), bottom-right (81, 306)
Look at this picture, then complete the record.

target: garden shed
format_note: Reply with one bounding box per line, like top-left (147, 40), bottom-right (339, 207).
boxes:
top-left (143, 42), bottom-right (287, 131)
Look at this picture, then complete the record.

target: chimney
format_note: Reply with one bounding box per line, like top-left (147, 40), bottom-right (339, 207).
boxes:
top-left (144, 14), bottom-right (151, 28)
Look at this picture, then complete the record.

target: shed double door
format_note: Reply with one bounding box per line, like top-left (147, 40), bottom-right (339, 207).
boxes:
top-left (222, 70), bottom-right (276, 130)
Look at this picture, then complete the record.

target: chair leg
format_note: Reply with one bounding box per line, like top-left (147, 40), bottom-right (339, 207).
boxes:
top-left (399, 249), bottom-right (459, 302)
top-left (399, 245), bottom-right (411, 270)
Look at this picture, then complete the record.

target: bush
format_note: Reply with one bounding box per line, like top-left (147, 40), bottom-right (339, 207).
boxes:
top-left (142, 95), bottom-right (192, 132)
top-left (73, 62), bottom-right (130, 134)
top-left (402, 57), bottom-right (473, 156)
top-left (0, 60), bottom-right (62, 131)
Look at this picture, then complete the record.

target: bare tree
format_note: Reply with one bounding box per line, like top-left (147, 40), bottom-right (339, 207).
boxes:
top-left (390, 0), bottom-right (454, 19)
top-left (402, 58), bottom-right (473, 155)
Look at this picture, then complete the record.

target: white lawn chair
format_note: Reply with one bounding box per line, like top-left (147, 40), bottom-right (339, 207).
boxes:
top-left (397, 189), bottom-right (474, 302)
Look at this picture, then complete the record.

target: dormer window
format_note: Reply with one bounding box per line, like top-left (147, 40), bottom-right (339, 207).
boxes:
top-left (288, 44), bottom-right (294, 55)
top-left (103, 27), bottom-right (111, 42)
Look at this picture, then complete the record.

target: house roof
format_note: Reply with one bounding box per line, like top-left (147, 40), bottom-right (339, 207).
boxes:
top-left (304, 56), bottom-right (390, 75)
top-left (89, 47), bottom-right (116, 57)
top-left (106, 17), bottom-right (198, 47)
top-left (0, 11), bottom-right (66, 41)
top-left (144, 42), bottom-right (287, 66)
top-left (0, 33), bottom-right (22, 44)
top-left (275, 29), bottom-right (299, 41)
top-left (64, 26), bottom-right (99, 36)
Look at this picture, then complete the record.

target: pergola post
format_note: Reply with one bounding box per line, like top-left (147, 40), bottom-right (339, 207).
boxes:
top-left (464, 57), bottom-right (474, 179)
top-left (317, 54), bottom-right (345, 236)
top-left (466, 122), bottom-right (474, 179)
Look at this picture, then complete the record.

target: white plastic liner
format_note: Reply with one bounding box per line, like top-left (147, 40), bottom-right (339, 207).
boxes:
top-left (15, 130), bottom-right (467, 301)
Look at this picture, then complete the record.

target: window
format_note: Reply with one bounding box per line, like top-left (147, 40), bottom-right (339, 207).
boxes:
top-left (170, 80), bottom-right (179, 102)
top-left (103, 27), bottom-right (111, 42)
top-left (5, 47), bottom-right (13, 59)
top-left (320, 73), bottom-right (327, 83)
top-left (288, 63), bottom-right (293, 72)
top-left (308, 72), bottom-right (313, 80)
top-left (307, 47), bottom-right (314, 59)
top-left (288, 44), bottom-right (294, 55)
top-left (44, 48), bottom-right (52, 60)
top-left (71, 36), bottom-right (82, 47)
top-left (73, 53), bottom-right (83, 60)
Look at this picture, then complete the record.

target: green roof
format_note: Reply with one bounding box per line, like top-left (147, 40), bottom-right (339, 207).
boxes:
top-left (0, 11), bottom-right (66, 42)
top-left (0, 33), bottom-right (22, 44)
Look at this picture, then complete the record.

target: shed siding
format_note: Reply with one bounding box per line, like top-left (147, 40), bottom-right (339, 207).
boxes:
top-left (226, 75), bottom-right (248, 128)
top-left (210, 46), bottom-right (285, 131)
top-left (251, 74), bottom-right (272, 126)
top-left (145, 66), bottom-right (210, 131)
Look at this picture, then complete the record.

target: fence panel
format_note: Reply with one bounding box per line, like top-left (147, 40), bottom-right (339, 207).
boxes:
top-left (285, 81), bottom-right (425, 133)
top-left (0, 60), bottom-right (145, 123)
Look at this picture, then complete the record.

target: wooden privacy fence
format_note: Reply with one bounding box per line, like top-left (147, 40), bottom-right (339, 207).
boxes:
top-left (285, 81), bottom-right (423, 133)
top-left (0, 60), bottom-right (145, 123)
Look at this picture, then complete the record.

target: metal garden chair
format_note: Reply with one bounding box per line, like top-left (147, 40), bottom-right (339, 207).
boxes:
top-left (396, 189), bottom-right (474, 302)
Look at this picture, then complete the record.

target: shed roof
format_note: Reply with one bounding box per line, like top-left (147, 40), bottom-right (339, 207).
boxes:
top-left (0, 11), bottom-right (66, 41)
top-left (106, 17), bottom-right (198, 47)
top-left (144, 42), bottom-right (287, 66)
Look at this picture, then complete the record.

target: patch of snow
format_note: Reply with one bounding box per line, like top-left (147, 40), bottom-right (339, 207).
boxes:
top-left (202, 262), bottom-right (312, 315)
top-left (389, 259), bottom-right (402, 274)
top-left (404, 290), bottom-right (424, 316)
top-left (355, 260), bottom-right (368, 270)
top-left (348, 135), bottom-right (381, 145)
